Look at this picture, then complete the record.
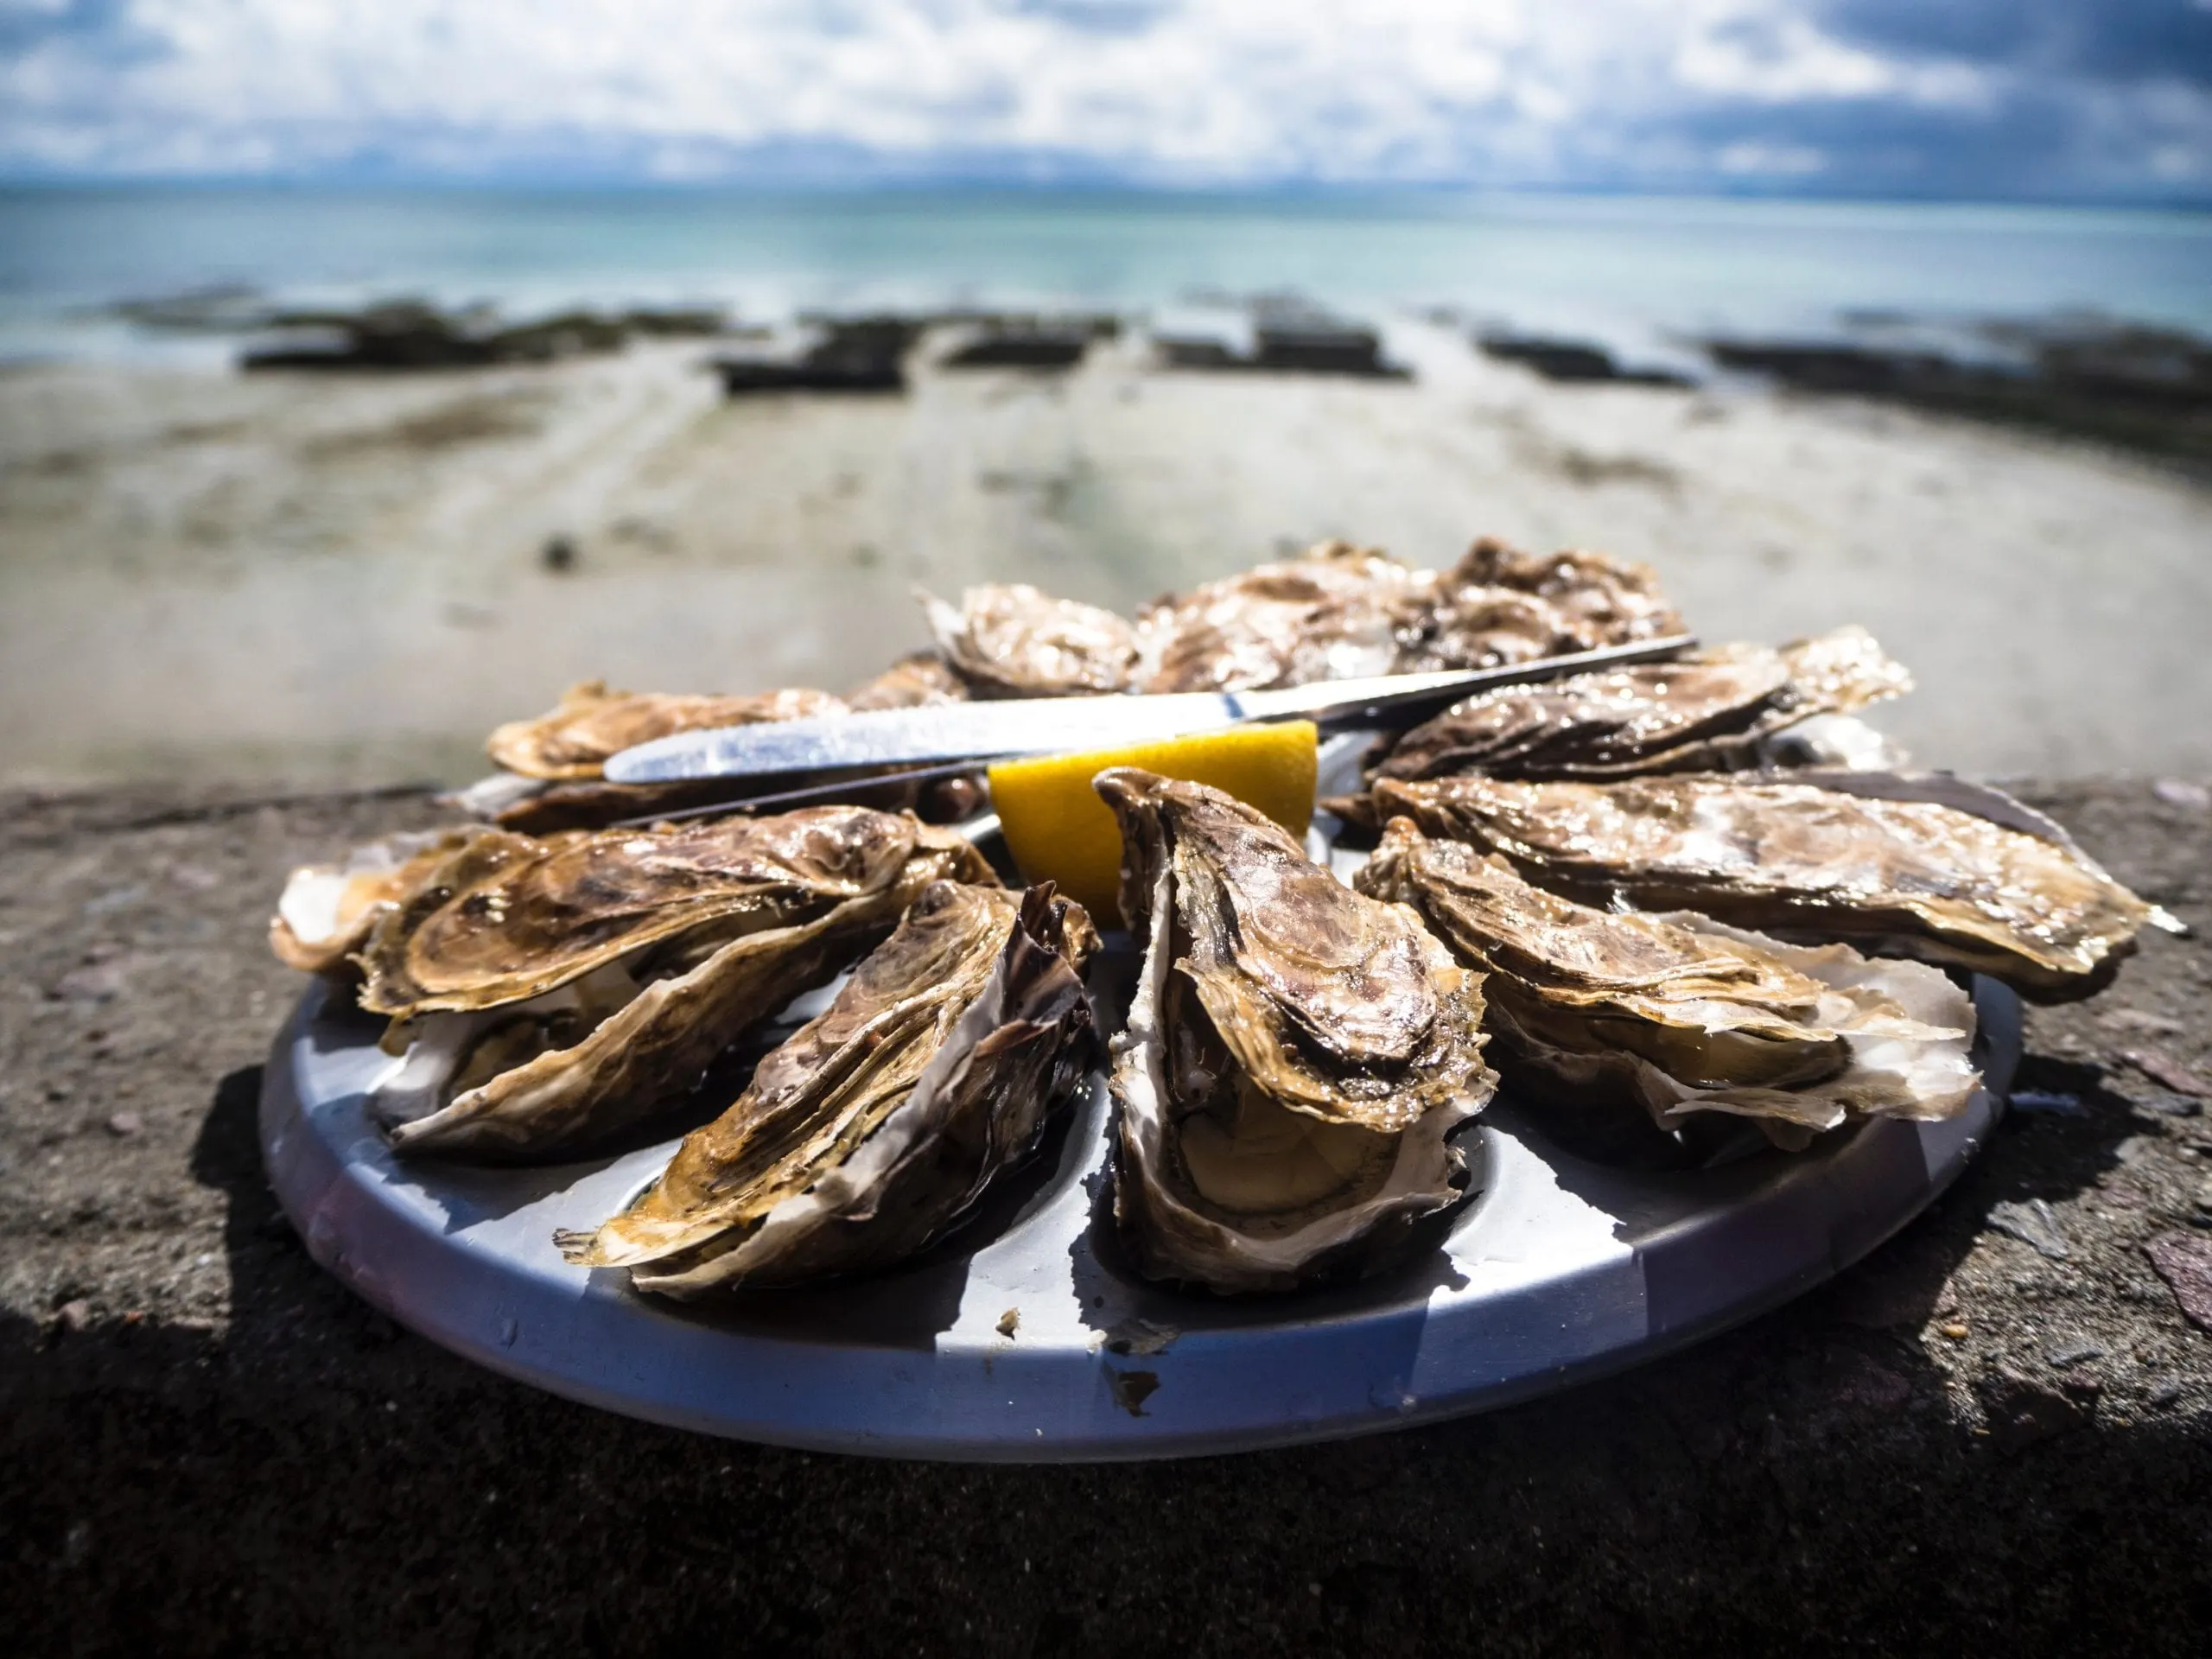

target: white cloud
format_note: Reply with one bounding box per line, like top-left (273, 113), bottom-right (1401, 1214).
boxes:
top-left (0, 0), bottom-right (2203, 196)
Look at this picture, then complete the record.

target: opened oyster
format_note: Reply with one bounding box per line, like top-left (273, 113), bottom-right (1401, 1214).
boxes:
top-left (1134, 541), bottom-right (1426, 693)
top-left (1356, 823), bottom-right (1979, 1148)
top-left (844, 650), bottom-right (972, 710)
top-left (1096, 770), bottom-right (1495, 1294)
top-left (270, 827), bottom-right (503, 977)
top-left (486, 678), bottom-right (846, 782)
top-left (923, 583), bottom-right (1139, 697)
top-left (1365, 626), bottom-right (1910, 788)
top-left (1368, 772), bottom-right (2165, 1001)
top-left (1396, 537), bottom-right (1684, 671)
top-left (358, 807), bottom-right (995, 1160)
top-left (560, 881), bottom-right (1098, 1294)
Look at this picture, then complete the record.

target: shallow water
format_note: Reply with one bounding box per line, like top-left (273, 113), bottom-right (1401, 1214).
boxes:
top-left (4, 185), bottom-right (2209, 364)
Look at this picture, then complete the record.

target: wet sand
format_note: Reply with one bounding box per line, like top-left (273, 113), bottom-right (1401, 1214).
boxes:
top-left (3, 323), bottom-right (2209, 786)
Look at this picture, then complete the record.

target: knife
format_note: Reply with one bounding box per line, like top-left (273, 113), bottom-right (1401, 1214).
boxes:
top-left (604, 634), bottom-right (1697, 784)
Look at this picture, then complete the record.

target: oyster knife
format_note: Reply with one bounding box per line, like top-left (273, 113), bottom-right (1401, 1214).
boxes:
top-left (604, 635), bottom-right (1695, 784)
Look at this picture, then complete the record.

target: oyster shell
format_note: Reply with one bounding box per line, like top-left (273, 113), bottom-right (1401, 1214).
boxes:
top-left (1355, 823), bottom-right (1980, 1145)
top-left (269, 827), bottom-right (501, 977)
top-left (486, 679), bottom-right (846, 781)
top-left (1393, 538), bottom-right (1686, 672)
top-left (1366, 626), bottom-right (1911, 787)
top-left (845, 650), bottom-right (972, 710)
top-left (923, 584), bottom-right (1140, 697)
top-left (1096, 769), bottom-right (1496, 1294)
top-left (1367, 772), bottom-right (2163, 1000)
top-left (560, 881), bottom-right (1099, 1293)
top-left (357, 808), bottom-right (995, 1160)
top-left (1134, 541), bottom-right (1424, 693)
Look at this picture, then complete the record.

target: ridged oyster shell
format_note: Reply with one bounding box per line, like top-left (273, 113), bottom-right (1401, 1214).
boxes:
top-left (486, 679), bottom-right (846, 781)
top-left (1367, 626), bottom-right (1910, 785)
top-left (560, 881), bottom-right (1098, 1294)
top-left (269, 827), bottom-right (499, 977)
top-left (355, 808), bottom-right (995, 1160)
top-left (1355, 823), bottom-right (1980, 1147)
top-left (1367, 772), bottom-right (2164, 1001)
top-left (922, 583), bottom-right (1140, 697)
top-left (1096, 770), bottom-right (1496, 1294)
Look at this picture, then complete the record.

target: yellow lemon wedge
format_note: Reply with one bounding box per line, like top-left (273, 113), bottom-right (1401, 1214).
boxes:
top-left (988, 720), bottom-right (1318, 927)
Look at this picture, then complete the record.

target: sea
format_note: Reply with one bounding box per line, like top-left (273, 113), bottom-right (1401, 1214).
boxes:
top-left (2, 184), bottom-right (2209, 365)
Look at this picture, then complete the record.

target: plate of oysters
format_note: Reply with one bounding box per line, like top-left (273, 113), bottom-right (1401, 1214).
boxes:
top-left (261, 538), bottom-right (2170, 1459)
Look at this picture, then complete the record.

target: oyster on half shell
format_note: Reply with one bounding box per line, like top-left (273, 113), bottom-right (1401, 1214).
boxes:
top-left (486, 679), bottom-right (846, 782)
top-left (356, 807), bottom-right (995, 1160)
top-left (1366, 626), bottom-right (1911, 787)
top-left (1393, 538), bottom-right (1686, 673)
top-left (1133, 541), bottom-right (1424, 694)
top-left (1356, 823), bottom-right (1980, 1147)
top-left (1368, 772), bottom-right (2165, 1001)
top-left (270, 827), bottom-right (505, 977)
top-left (1096, 770), bottom-right (1496, 1294)
top-left (560, 881), bottom-right (1098, 1294)
top-left (922, 583), bottom-right (1140, 697)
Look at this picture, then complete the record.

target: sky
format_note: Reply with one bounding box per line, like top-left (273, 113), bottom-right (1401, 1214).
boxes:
top-left (2, 0), bottom-right (2209, 201)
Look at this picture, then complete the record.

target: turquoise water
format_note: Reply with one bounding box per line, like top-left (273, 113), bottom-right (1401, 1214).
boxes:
top-left (3, 185), bottom-right (2209, 360)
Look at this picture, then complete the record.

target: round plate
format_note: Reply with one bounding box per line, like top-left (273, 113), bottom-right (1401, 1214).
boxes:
top-left (260, 969), bottom-right (2016, 1462)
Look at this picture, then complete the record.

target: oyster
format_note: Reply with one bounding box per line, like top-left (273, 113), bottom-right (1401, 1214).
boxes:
top-left (845, 650), bottom-right (972, 710)
top-left (1096, 770), bottom-right (1496, 1294)
top-left (1368, 772), bottom-right (2164, 1000)
top-left (923, 583), bottom-right (1140, 697)
top-left (1366, 626), bottom-right (1911, 786)
top-left (270, 827), bottom-right (502, 977)
top-left (359, 808), bottom-right (995, 1159)
top-left (1356, 823), bottom-right (1979, 1146)
top-left (1393, 538), bottom-right (1687, 672)
top-left (560, 881), bottom-right (1098, 1293)
top-left (1134, 541), bottom-right (1423, 693)
top-left (486, 679), bottom-right (846, 781)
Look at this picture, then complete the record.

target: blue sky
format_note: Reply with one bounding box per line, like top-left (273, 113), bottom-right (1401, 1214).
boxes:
top-left (3, 1), bottom-right (2208, 201)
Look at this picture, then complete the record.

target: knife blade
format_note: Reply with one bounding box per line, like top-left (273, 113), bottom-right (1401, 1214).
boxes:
top-left (603, 634), bottom-right (1695, 784)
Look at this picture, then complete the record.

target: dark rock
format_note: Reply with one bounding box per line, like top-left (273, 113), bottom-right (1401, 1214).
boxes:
top-left (2145, 1231), bottom-right (2212, 1330)
top-left (715, 315), bottom-right (922, 396)
top-left (2008, 1088), bottom-right (2088, 1116)
top-left (1702, 319), bottom-right (2212, 467)
top-left (540, 536), bottom-right (578, 574)
top-left (1478, 333), bottom-right (1695, 388)
top-left (1987, 1198), bottom-right (2070, 1261)
top-left (2119, 1047), bottom-right (2209, 1097)
top-left (1977, 1369), bottom-right (2090, 1453)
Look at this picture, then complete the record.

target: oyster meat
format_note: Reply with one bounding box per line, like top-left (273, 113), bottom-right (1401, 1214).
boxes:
top-left (560, 881), bottom-right (1098, 1294)
top-left (1368, 772), bottom-right (2164, 1000)
top-left (1356, 823), bottom-right (1980, 1147)
top-left (1134, 541), bottom-right (1426, 693)
top-left (270, 827), bottom-right (502, 977)
top-left (1365, 626), bottom-right (1911, 787)
top-left (1393, 538), bottom-right (1686, 672)
top-left (357, 807), bottom-right (995, 1160)
top-left (486, 678), bottom-right (846, 781)
top-left (923, 583), bottom-right (1140, 697)
top-left (1096, 769), bottom-right (1496, 1294)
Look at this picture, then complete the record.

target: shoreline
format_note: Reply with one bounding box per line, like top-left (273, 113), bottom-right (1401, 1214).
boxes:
top-left (4, 327), bottom-right (2210, 787)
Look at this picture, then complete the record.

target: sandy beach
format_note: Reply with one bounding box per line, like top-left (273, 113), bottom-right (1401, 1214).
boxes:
top-left (3, 321), bottom-right (2209, 787)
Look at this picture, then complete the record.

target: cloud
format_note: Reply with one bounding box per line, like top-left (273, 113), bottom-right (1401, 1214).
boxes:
top-left (0, 0), bottom-right (2204, 200)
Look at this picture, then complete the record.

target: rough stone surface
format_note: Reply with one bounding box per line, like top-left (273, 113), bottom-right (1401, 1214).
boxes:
top-left (2, 779), bottom-right (2209, 1653)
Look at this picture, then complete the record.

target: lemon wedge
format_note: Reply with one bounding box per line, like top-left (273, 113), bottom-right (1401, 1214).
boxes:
top-left (988, 720), bottom-right (1318, 926)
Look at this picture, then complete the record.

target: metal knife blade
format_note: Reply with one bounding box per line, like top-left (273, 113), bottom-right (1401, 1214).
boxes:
top-left (603, 634), bottom-right (1694, 784)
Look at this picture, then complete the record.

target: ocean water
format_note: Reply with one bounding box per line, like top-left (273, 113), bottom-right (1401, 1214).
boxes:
top-left (2, 184), bottom-right (2209, 364)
